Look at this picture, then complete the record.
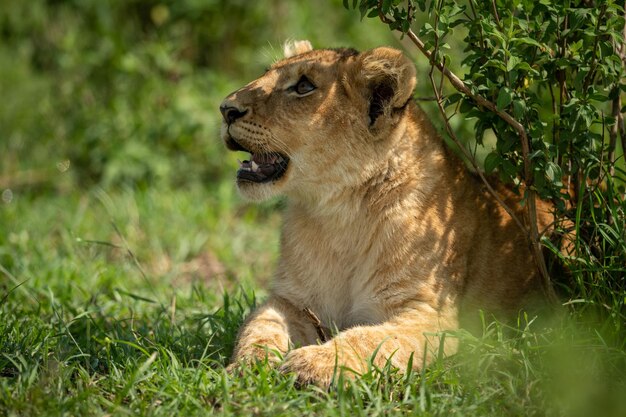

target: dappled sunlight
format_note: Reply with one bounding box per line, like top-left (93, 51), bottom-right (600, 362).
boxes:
top-left (0, 0), bottom-right (624, 416)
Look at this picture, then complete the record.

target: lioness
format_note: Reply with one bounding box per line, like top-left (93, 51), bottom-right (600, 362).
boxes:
top-left (219, 40), bottom-right (551, 386)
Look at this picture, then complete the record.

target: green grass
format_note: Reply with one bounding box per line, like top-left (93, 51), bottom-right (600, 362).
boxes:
top-left (1, 186), bottom-right (625, 417)
top-left (1, 1), bottom-right (625, 415)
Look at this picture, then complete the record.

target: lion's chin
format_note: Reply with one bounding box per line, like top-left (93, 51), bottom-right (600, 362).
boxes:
top-left (236, 177), bottom-right (287, 201)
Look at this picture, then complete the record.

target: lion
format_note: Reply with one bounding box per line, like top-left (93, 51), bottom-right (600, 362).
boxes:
top-left (219, 40), bottom-right (553, 386)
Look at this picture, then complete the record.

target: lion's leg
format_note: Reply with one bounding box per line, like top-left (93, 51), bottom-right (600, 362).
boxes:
top-left (230, 295), bottom-right (320, 367)
top-left (280, 304), bottom-right (458, 386)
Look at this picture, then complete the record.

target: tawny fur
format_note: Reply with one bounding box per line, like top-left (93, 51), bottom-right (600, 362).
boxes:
top-left (219, 41), bottom-right (552, 386)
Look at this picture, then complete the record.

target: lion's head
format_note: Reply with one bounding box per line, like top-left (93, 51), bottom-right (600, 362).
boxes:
top-left (219, 40), bottom-right (417, 201)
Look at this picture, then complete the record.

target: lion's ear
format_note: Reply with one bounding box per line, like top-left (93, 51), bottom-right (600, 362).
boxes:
top-left (283, 40), bottom-right (313, 58)
top-left (356, 47), bottom-right (416, 126)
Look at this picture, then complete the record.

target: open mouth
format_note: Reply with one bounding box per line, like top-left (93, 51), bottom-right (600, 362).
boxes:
top-left (226, 136), bottom-right (289, 183)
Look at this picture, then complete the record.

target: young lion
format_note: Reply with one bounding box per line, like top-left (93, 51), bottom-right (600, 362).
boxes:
top-left (219, 40), bottom-right (551, 386)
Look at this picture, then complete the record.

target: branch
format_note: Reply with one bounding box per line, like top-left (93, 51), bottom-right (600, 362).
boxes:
top-left (303, 307), bottom-right (329, 343)
top-left (404, 29), bottom-right (529, 145)
top-left (621, 5), bottom-right (626, 68)
top-left (399, 25), bottom-right (558, 304)
top-left (608, 91), bottom-right (620, 180)
top-left (618, 6), bottom-right (626, 200)
top-left (425, 4), bottom-right (525, 234)
top-left (491, 0), bottom-right (501, 27)
top-left (427, 69), bottom-right (526, 234)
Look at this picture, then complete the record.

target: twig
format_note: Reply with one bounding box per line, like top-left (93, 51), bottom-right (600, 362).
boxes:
top-left (557, 14), bottom-right (574, 201)
top-left (378, 8), bottom-right (558, 304)
top-left (468, 0), bottom-right (486, 50)
top-left (618, 110), bottom-right (626, 200)
top-left (619, 6), bottom-right (626, 200)
top-left (303, 307), bottom-right (328, 343)
top-left (425, 1), bottom-right (526, 235)
top-left (608, 91), bottom-right (620, 181)
top-left (427, 71), bottom-right (525, 234)
top-left (582, 5), bottom-right (606, 93)
top-left (548, 83), bottom-right (561, 167)
top-left (414, 96), bottom-right (442, 102)
top-left (491, 0), bottom-right (501, 27)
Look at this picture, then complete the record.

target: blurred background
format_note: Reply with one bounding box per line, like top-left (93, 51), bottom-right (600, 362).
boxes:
top-left (0, 0), bottom-right (405, 292)
top-left (1, 0), bottom-right (398, 192)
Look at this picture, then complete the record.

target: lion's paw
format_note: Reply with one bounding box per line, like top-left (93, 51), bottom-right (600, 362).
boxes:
top-left (280, 345), bottom-right (337, 387)
top-left (280, 345), bottom-right (360, 387)
top-left (227, 346), bottom-right (283, 374)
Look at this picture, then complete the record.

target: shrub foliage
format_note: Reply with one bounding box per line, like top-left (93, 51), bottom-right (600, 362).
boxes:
top-left (348, 0), bottom-right (625, 326)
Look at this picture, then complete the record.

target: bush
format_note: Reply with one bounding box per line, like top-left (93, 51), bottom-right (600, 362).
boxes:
top-left (349, 0), bottom-right (625, 328)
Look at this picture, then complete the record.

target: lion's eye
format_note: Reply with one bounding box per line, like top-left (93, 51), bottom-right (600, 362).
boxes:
top-left (289, 76), bottom-right (316, 95)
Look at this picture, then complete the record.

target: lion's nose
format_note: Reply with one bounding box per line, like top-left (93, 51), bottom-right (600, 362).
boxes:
top-left (220, 104), bottom-right (248, 124)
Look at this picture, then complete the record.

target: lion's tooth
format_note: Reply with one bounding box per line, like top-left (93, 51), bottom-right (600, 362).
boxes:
top-left (251, 161), bottom-right (259, 172)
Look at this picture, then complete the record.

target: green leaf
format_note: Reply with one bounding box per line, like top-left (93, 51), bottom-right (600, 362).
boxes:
top-left (381, 0), bottom-right (392, 13)
top-left (484, 152), bottom-right (502, 174)
top-left (496, 87), bottom-right (513, 110)
top-left (589, 93), bottom-right (608, 101)
top-left (507, 56), bottom-right (521, 72)
top-left (459, 98), bottom-right (475, 113)
top-left (510, 37), bottom-right (543, 48)
top-left (512, 100), bottom-right (526, 119)
top-left (358, 1), bottom-right (369, 19)
top-left (545, 162), bottom-right (562, 184)
top-left (484, 59), bottom-right (507, 72)
top-left (445, 93), bottom-right (463, 106)
top-left (502, 159), bottom-right (517, 177)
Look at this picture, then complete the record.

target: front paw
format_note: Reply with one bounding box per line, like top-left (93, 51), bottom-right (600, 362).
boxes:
top-left (280, 345), bottom-right (359, 387)
top-left (229, 345), bottom-right (284, 372)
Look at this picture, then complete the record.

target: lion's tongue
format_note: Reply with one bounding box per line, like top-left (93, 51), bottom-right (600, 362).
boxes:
top-left (237, 153), bottom-right (283, 179)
